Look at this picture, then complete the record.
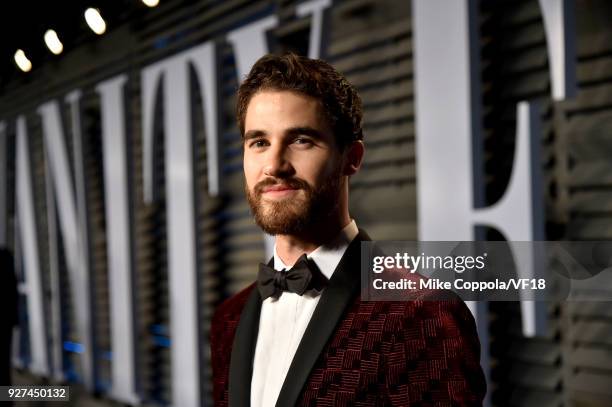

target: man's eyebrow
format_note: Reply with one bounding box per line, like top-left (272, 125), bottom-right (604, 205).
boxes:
top-left (285, 126), bottom-right (325, 139)
top-left (244, 130), bottom-right (266, 141)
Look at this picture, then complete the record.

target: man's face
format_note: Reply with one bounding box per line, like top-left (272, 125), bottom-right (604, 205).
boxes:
top-left (243, 90), bottom-right (345, 235)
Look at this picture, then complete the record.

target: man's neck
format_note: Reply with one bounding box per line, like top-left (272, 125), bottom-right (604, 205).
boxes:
top-left (274, 216), bottom-right (351, 266)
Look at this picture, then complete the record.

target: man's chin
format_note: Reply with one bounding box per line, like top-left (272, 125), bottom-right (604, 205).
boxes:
top-left (259, 204), bottom-right (303, 222)
top-left (254, 207), bottom-right (309, 235)
top-left (256, 219), bottom-right (308, 236)
top-left (260, 196), bottom-right (292, 204)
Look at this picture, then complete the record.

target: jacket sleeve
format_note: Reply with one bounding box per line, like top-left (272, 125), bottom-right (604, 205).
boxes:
top-left (210, 305), bottom-right (232, 407)
top-left (385, 296), bottom-right (487, 406)
top-left (210, 308), bottom-right (223, 406)
top-left (209, 284), bottom-right (255, 406)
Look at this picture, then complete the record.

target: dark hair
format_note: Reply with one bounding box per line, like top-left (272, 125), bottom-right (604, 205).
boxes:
top-left (236, 53), bottom-right (363, 150)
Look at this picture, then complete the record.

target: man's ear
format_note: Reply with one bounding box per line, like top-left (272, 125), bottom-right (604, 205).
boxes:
top-left (343, 140), bottom-right (365, 176)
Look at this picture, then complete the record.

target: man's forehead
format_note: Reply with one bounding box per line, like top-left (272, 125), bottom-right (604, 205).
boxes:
top-left (246, 90), bottom-right (322, 113)
top-left (244, 91), bottom-right (331, 131)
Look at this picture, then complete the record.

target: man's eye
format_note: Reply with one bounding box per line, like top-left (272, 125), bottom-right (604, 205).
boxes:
top-left (294, 137), bottom-right (312, 145)
top-left (249, 140), bottom-right (267, 148)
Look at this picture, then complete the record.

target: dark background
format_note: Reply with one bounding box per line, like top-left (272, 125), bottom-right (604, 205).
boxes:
top-left (0, 0), bottom-right (611, 405)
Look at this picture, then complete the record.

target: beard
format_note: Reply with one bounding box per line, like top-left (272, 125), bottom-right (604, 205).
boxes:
top-left (245, 170), bottom-right (343, 236)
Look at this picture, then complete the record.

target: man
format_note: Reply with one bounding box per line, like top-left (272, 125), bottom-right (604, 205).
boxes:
top-left (210, 53), bottom-right (486, 406)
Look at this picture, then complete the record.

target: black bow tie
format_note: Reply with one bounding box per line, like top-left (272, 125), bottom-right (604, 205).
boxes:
top-left (257, 254), bottom-right (321, 300)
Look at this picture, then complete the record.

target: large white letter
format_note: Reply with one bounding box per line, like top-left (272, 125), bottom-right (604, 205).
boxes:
top-left (412, 0), bottom-right (548, 324)
top-left (44, 138), bottom-right (64, 383)
top-left (412, 2), bottom-right (543, 405)
top-left (38, 98), bottom-right (96, 390)
top-left (227, 16), bottom-right (278, 80)
top-left (538, 0), bottom-right (577, 100)
top-left (15, 116), bottom-right (48, 375)
top-left (296, 0), bottom-right (332, 59)
top-left (141, 40), bottom-right (219, 407)
top-left (96, 75), bottom-right (140, 405)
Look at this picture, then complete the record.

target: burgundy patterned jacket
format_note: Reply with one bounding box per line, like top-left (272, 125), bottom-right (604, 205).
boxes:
top-left (210, 230), bottom-right (486, 406)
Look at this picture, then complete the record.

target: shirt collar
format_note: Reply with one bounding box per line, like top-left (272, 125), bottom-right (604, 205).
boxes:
top-left (273, 220), bottom-right (359, 280)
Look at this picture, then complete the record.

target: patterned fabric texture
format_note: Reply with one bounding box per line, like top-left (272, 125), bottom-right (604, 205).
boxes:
top-left (210, 282), bottom-right (486, 407)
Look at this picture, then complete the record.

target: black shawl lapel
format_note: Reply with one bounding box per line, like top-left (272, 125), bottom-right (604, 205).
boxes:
top-left (275, 229), bottom-right (371, 406)
top-left (228, 264), bottom-right (267, 406)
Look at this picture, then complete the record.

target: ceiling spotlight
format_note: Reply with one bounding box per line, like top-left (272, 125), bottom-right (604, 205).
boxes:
top-left (14, 50), bottom-right (32, 72)
top-left (142, 0), bottom-right (160, 7)
top-left (84, 8), bottom-right (106, 35)
top-left (44, 29), bottom-right (64, 55)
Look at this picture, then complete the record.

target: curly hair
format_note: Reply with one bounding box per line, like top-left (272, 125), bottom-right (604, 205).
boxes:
top-left (236, 53), bottom-right (363, 150)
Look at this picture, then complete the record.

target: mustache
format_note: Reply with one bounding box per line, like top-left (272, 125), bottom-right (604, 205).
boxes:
top-left (254, 177), bottom-right (310, 194)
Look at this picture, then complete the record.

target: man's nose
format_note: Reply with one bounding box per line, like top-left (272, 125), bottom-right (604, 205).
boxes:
top-left (263, 145), bottom-right (294, 177)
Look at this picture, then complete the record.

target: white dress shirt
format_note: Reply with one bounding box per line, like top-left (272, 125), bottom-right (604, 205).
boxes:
top-left (250, 220), bottom-right (359, 407)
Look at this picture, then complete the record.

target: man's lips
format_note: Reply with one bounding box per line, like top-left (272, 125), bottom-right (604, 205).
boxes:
top-left (259, 185), bottom-right (301, 199)
top-left (261, 185), bottom-right (298, 193)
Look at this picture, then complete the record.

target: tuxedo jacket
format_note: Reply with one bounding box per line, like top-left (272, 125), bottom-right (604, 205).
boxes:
top-left (210, 230), bottom-right (486, 406)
